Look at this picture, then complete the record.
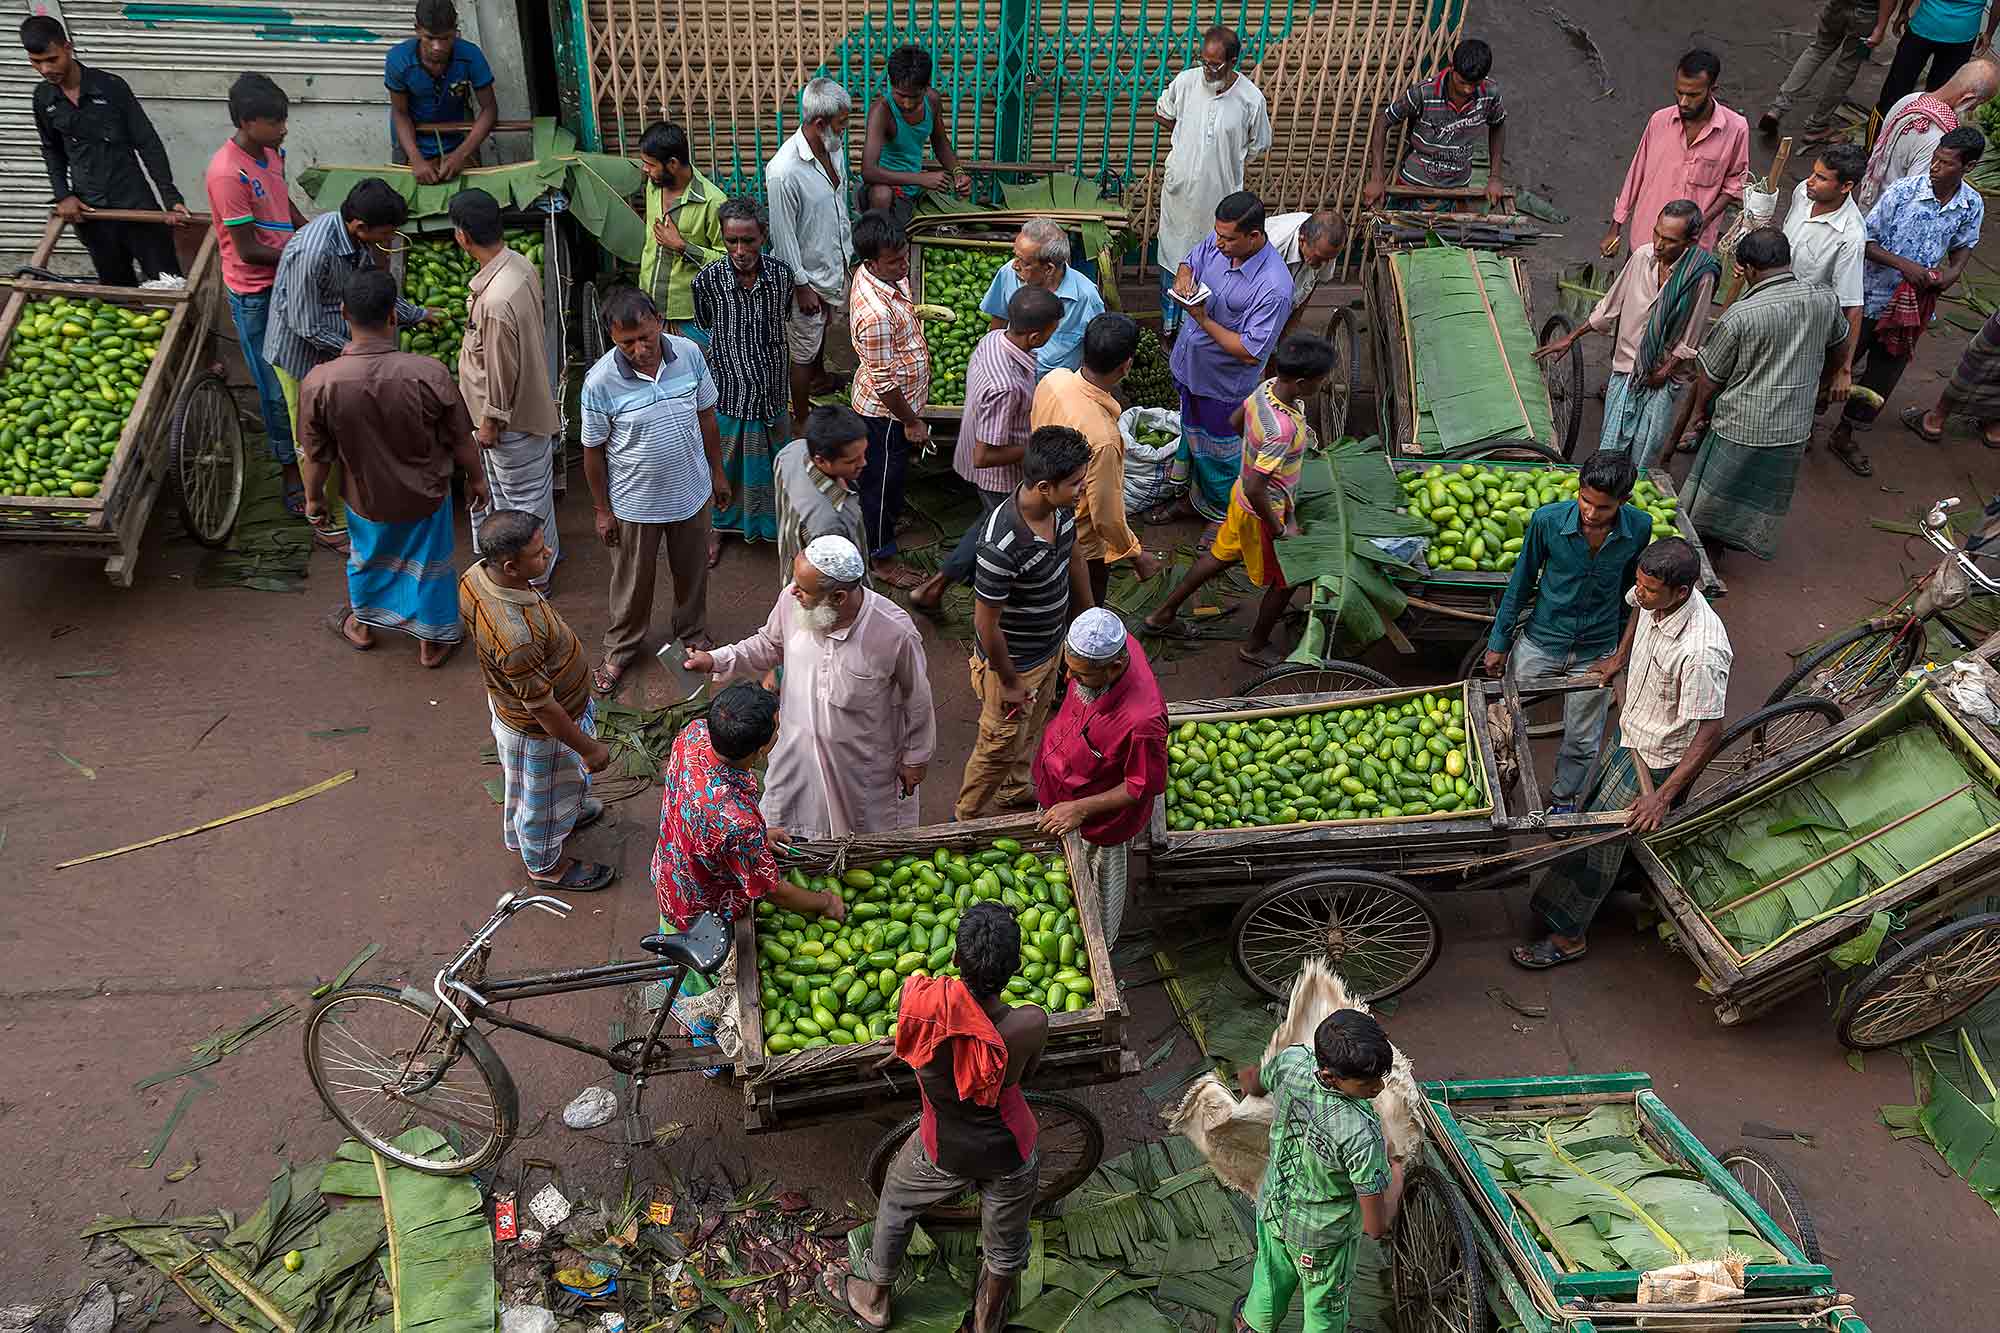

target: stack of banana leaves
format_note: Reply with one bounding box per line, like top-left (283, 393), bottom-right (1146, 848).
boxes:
top-left (1274, 437), bottom-right (1428, 658)
top-left (1883, 993), bottom-right (2000, 1218)
top-left (1392, 244), bottom-right (1557, 453)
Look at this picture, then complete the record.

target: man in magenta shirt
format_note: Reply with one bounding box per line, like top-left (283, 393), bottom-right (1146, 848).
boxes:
top-left (1603, 50), bottom-right (1748, 257)
top-left (205, 73), bottom-right (309, 510)
top-left (1033, 607), bottom-right (1168, 946)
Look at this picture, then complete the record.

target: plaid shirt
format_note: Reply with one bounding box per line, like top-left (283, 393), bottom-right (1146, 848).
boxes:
top-left (849, 265), bottom-right (930, 419)
top-left (1257, 1045), bottom-right (1390, 1252)
top-left (265, 210), bottom-right (426, 381)
top-left (652, 720), bottom-right (782, 928)
top-left (1696, 271), bottom-right (1845, 448)
top-left (956, 330), bottom-right (1037, 493)
top-left (1619, 586), bottom-right (1732, 770)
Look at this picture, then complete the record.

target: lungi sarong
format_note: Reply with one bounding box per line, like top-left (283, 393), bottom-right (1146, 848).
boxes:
top-left (1598, 371), bottom-right (1684, 469)
top-left (1679, 430), bottom-right (1804, 562)
top-left (1092, 838), bottom-right (1131, 947)
top-left (1170, 389), bottom-right (1243, 522)
top-left (345, 503), bottom-right (462, 642)
top-left (491, 698), bottom-right (595, 876)
top-left (469, 430), bottom-right (559, 587)
top-left (1530, 742), bottom-right (1673, 939)
top-left (714, 410), bottom-right (780, 542)
top-left (1942, 310), bottom-right (2000, 423)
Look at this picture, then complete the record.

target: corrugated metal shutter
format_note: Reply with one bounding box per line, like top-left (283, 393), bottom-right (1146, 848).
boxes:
top-left (0, 1), bottom-right (425, 266)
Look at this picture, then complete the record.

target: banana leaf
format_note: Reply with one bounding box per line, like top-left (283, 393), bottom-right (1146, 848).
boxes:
top-left (1394, 246), bottom-right (1557, 452)
top-left (1277, 440), bottom-right (1422, 658)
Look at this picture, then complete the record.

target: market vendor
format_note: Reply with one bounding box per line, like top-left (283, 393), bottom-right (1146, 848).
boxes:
top-left (860, 45), bottom-right (972, 226)
top-left (1513, 538), bottom-right (1731, 971)
top-left (386, 0), bottom-right (497, 182)
top-left (979, 219), bottom-right (1105, 377)
top-left (685, 536), bottom-right (936, 840)
top-left (1033, 608), bottom-right (1169, 947)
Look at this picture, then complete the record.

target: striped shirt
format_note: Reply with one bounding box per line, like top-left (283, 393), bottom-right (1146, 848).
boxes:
top-left (692, 255), bottom-right (793, 421)
top-left (1619, 585), bottom-right (1731, 770)
top-left (973, 493), bottom-right (1077, 671)
top-left (580, 336), bottom-right (720, 524)
top-left (955, 330), bottom-right (1038, 494)
top-left (460, 559), bottom-right (592, 734)
top-left (1383, 71), bottom-right (1505, 190)
top-left (1695, 271), bottom-right (1846, 448)
top-left (264, 210), bottom-right (426, 381)
top-left (773, 437), bottom-right (870, 590)
top-left (850, 265), bottom-right (930, 419)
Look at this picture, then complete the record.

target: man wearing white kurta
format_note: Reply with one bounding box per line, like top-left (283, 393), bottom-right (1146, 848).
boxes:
top-left (688, 535), bottom-right (936, 838)
top-left (1153, 25), bottom-right (1271, 335)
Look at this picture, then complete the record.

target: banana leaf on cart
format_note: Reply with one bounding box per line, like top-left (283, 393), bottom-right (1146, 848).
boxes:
top-left (1275, 437), bottom-right (1427, 658)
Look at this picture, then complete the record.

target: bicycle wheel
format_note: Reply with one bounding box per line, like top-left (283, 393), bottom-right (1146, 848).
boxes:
top-left (304, 984), bottom-right (518, 1175)
top-left (865, 1092), bottom-right (1105, 1223)
top-left (1682, 698), bottom-right (1846, 808)
top-left (1537, 314), bottom-right (1584, 460)
top-left (1391, 1164), bottom-right (1489, 1333)
top-left (1234, 659), bottom-right (1396, 699)
top-left (1718, 1146), bottom-right (1822, 1264)
top-left (170, 370), bottom-right (244, 548)
top-left (1766, 623), bottom-right (1921, 712)
top-left (1230, 869), bottom-right (1442, 1003)
top-left (1833, 914), bottom-right (2000, 1050)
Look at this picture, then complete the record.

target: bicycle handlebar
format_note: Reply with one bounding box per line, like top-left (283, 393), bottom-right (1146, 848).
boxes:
top-left (430, 891), bottom-right (576, 1027)
top-left (1920, 496), bottom-right (2000, 595)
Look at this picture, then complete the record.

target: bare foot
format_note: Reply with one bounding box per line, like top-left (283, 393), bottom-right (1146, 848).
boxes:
top-left (342, 613), bottom-right (374, 649)
top-left (908, 572), bottom-right (950, 610)
top-left (872, 559), bottom-right (926, 591)
top-left (707, 533), bottom-right (725, 568)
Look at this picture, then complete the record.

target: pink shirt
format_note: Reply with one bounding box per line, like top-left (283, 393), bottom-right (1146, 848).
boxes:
top-left (1611, 102), bottom-right (1749, 251)
top-left (204, 139), bottom-right (295, 295)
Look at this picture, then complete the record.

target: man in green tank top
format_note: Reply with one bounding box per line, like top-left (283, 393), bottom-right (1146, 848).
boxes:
top-left (861, 45), bottom-right (972, 227)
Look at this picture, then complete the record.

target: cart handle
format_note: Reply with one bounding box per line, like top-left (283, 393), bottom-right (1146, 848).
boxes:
top-left (55, 207), bottom-right (212, 226)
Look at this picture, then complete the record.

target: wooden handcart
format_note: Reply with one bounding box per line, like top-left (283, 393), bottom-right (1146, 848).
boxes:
top-left (0, 209), bottom-right (242, 585)
top-left (1392, 1072), bottom-right (1867, 1333)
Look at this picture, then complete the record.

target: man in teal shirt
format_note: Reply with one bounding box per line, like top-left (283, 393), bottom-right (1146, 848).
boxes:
top-left (1876, 1), bottom-right (2000, 120)
top-left (1235, 1011), bottom-right (1402, 1333)
top-left (860, 45), bottom-right (971, 226)
top-left (979, 219), bottom-right (1105, 378)
top-left (1480, 451), bottom-right (1650, 813)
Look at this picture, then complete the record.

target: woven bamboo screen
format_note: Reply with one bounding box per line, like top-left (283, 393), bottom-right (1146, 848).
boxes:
top-left (581, 0), bottom-right (1469, 276)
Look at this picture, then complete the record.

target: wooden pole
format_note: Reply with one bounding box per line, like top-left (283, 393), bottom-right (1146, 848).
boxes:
top-left (1718, 136), bottom-right (1793, 307)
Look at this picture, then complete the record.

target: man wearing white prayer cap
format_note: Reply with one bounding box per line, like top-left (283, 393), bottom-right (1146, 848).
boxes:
top-left (688, 535), bottom-right (936, 838)
top-left (1032, 607), bottom-right (1168, 944)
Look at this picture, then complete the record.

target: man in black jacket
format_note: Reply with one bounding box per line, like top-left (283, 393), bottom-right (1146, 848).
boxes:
top-left (22, 16), bottom-right (190, 285)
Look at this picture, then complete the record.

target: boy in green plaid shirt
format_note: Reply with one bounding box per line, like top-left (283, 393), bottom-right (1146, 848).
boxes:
top-left (1234, 1011), bottom-right (1405, 1333)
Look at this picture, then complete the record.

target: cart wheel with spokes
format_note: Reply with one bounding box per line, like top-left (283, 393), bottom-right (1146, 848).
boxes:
top-left (1234, 659), bottom-right (1395, 699)
top-left (170, 370), bottom-right (244, 548)
top-left (1718, 1145), bottom-right (1823, 1264)
top-left (1767, 622), bottom-right (1921, 713)
top-left (865, 1092), bottom-right (1104, 1223)
top-left (1230, 869), bottom-right (1442, 1003)
top-left (1682, 698), bottom-right (1845, 808)
top-left (303, 983), bottom-right (519, 1175)
top-left (1391, 1163), bottom-right (1489, 1333)
top-left (1537, 314), bottom-right (1584, 459)
top-left (1833, 913), bottom-right (2000, 1050)
top-left (1314, 307), bottom-right (1360, 443)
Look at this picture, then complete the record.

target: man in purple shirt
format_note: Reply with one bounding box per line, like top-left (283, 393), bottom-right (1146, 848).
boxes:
top-left (1163, 191), bottom-right (1293, 521)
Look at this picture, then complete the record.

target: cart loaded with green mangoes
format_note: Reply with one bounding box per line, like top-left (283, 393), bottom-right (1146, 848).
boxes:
top-left (0, 207), bottom-right (244, 584)
top-left (729, 813), bottom-right (1134, 1132)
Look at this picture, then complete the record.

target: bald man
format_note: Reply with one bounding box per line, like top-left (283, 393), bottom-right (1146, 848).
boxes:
top-left (1266, 210), bottom-right (1347, 333)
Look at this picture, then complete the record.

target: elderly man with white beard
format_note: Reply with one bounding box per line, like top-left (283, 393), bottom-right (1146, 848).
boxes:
top-left (685, 535), bottom-right (936, 837)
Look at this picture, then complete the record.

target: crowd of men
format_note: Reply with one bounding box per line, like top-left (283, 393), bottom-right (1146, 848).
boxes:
top-left (22, 8), bottom-right (2000, 1333)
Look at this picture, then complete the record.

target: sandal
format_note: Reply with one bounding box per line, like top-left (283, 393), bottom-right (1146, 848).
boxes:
top-left (592, 661), bottom-right (626, 697)
top-left (1900, 405), bottom-right (1945, 444)
top-left (419, 639), bottom-right (459, 669)
top-left (1511, 938), bottom-right (1587, 970)
top-left (1237, 644), bottom-right (1285, 668)
top-left (282, 480), bottom-right (308, 518)
top-left (1828, 436), bottom-right (1873, 478)
top-left (312, 524), bottom-right (351, 554)
top-left (529, 860), bottom-right (617, 892)
top-left (573, 796), bottom-right (606, 832)
top-left (1984, 428), bottom-right (2000, 451)
top-left (815, 1268), bottom-right (890, 1332)
top-left (1140, 617), bottom-right (1202, 640)
top-left (872, 561), bottom-right (927, 591)
top-left (325, 605), bottom-right (372, 652)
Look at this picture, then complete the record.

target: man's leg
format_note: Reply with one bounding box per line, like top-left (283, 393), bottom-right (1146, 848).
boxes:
top-left (1509, 638), bottom-right (1606, 807)
top-left (1239, 1216), bottom-right (1304, 1333)
top-left (1519, 752), bottom-right (1671, 960)
top-left (845, 1137), bottom-right (977, 1324)
top-left (1157, 264), bottom-right (1184, 339)
top-left (970, 1153), bottom-right (1039, 1333)
top-left (127, 221), bottom-right (184, 281)
top-left (278, 365), bottom-right (346, 530)
top-left (1292, 1238), bottom-right (1361, 1333)
top-left (1832, 318), bottom-right (1909, 472)
top-left (1767, 0), bottom-right (1846, 123)
top-left (1805, 5), bottom-right (1879, 132)
top-left (1877, 31), bottom-right (1939, 117)
top-left (958, 653), bottom-right (1034, 820)
top-left (472, 431), bottom-right (560, 586)
top-left (225, 290), bottom-right (299, 480)
top-left (1923, 38), bottom-right (1977, 93)
top-left (999, 654), bottom-right (1065, 807)
top-left (1143, 550), bottom-right (1230, 629)
top-left (785, 302), bottom-right (824, 433)
top-left (660, 504), bottom-right (714, 647)
top-left (914, 489), bottom-right (1007, 608)
top-left (602, 518), bottom-right (666, 678)
top-left (73, 218), bottom-right (138, 288)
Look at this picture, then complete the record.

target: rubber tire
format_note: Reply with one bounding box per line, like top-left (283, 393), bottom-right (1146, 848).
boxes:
top-left (1766, 622), bottom-right (1920, 710)
top-left (1230, 869), bottom-right (1443, 1003)
top-left (170, 370), bottom-right (244, 548)
top-left (303, 983), bottom-right (519, 1176)
top-left (1683, 697), bottom-right (1846, 805)
top-left (1391, 1163), bottom-right (1490, 1333)
top-left (1537, 314), bottom-right (1585, 459)
top-left (1314, 307), bottom-right (1360, 442)
top-left (1233, 658), bottom-right (1396, 699)
top-left (1833, 913), bottom-right (2000, 1050)
top-left (1439, 438), bottom-right (1570, 465)
top-left (1718, 1145), bottom-right (1823, 1264)
top-left (864, 1091), bottom-right (1105, 1222)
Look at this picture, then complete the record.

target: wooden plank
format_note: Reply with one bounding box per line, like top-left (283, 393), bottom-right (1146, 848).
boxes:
top-left (1628, 840), bottom-right (1746, 989)
top-left (1468, 676), bottom-right (1510, 828)
top-left (1634, 1091), bottom-right (1833, 1275)
top-left (1502, 673), bottom-right (1543, 816)
top-left (1650, 465), bottom-right (1724, 599)
top-left (0, 277), bottom-right (193, 304)
top-left (732, 914), bottom-right (766, 1080)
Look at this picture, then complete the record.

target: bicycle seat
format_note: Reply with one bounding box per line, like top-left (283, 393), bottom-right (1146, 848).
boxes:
top-left (641, 912), bottom-right (730, 975)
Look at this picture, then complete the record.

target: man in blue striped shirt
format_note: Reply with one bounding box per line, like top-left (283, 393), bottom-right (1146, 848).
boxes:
top-left (582, 288), bottom-right (728, 698)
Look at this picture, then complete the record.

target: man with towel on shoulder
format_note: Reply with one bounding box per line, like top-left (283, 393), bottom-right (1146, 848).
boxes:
top-left (819, 902), bottom-right (1047, 1333)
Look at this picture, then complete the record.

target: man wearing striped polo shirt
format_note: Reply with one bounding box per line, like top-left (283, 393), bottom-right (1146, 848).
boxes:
top-left (956, 425), bottom-right (1093, 820)
top-left (581, 288), bottom-right (728, 699)
top-left (1362, 38), bottom-right (1507, 210)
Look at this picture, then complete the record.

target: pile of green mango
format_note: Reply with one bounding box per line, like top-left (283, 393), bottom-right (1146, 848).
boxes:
top-left (396, 227), bottom-right (545, 374)
top-left (1165, 692), bottom-right (1483, 831)
top-left (1125, 327), bottom-right (1175, 409)
top-left (0, 296), bottom-right (163, 499)
top-left (1399, 463), bottom-right (1682, 575)
top-left (753, 837), bottom-right (1095, 1058)
top-left (916, 244), bottom-right (1009, 405)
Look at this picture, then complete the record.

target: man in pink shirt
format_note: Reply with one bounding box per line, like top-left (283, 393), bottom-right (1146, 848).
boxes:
top-left (1602, 50), bottom-right (1749, 257)
top-left (205, 74), bottom-right (309, 510)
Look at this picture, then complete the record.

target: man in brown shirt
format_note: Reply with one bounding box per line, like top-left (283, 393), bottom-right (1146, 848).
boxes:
top-left (460, 508), bottom-right (617, 890)
top-left (452, 189), bottom-right (564, 587)
top-left (300, 267), bottom-right (483, 667)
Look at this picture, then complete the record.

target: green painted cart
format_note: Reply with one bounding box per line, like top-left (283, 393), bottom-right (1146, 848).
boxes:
top-left (1392, 1072), bottom-right (1868, 1333)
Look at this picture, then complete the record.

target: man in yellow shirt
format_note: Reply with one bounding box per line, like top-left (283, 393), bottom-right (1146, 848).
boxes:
top-left (1031, 314), bottom-right (1161, 603)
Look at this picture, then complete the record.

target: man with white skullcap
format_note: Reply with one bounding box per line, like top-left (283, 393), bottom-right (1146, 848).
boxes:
top-left (1033, 607), bottom-right (1168, 944)
top-left (687, 534), bottom-right (936, 838)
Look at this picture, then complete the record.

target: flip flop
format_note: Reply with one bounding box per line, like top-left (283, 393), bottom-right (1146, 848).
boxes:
top-left (528, 860), bottom-right (617, 892)
top-left (815, 1268), bottom-right (890, 1332)
top-left (1237, 645), bottom-right (1285, 668)
top-left (1984, 431), bottom-right (2000, 452)
top-left (1900, 405), bottom-right (1945, 444)
top-left (419, 639), bottom-right (460, 669)
top-left (573, 796), bottom-right (606, 832)
top-left (1511, 938), bottom-right (1587, 970)
top-left (592, 661), bottom-right (626, 697)
top-left (1140, 617), bottom-right (1202, 641)
top-left (325, 605), bottom-right (372, 651)
top-left (1828, 437), bottom-right (1873, 477)
top-left (282, 480), bottom-right (308, 518)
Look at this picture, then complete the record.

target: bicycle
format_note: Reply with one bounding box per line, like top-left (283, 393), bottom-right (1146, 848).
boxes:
top-left (1767, 495), bottom-right (2000, 714)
